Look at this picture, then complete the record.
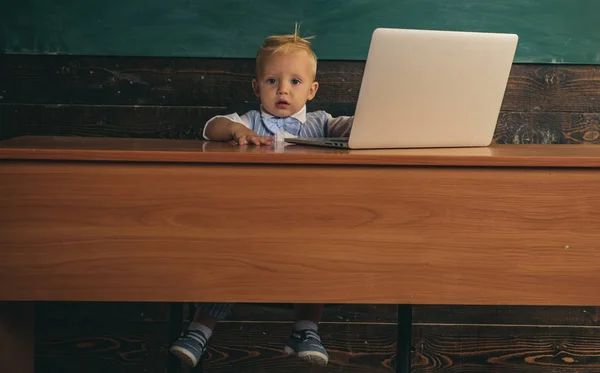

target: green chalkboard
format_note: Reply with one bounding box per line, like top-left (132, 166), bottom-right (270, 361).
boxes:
top-left (1, 0), bottom-right (599, 64)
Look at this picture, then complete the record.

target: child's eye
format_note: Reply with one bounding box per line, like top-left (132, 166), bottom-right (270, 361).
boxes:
top-left (266, 78), bottom-right (277, 85)
top-left (291, 79), bottom-right (301, 85)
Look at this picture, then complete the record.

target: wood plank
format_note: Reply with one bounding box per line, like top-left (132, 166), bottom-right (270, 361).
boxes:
top-left (36, 301), bottom-right (170, 322)
top-left (33, 318), bottom-right (600, 373)
top-left (0, 302), bottom-right (34, 373)
top-left (0, 55), bottom-right (261, 108)
top-left (35, 321), bottom-right (168, 373)
top-left (1, 55), bottom-right (598, 113)
top-left (503, 64), bottom-right (600, 113)
top-left (226, 304), bottom-right (600, 326)
top-left (0, 104), bottom-right (223, 140)
top-left (0, 103), bottom-right (18, 140)
top-left (412, 324), bottom-right (600, 373)
top-left (35, 301), bottom-right (600, 326)
top-left (202, 322), bottom-right (600, 373)
top-left (3, 105), bottom-right (599, 144)
top-left (495, 112), bottom-right (600, 144)
top-left (200, 322), bottom-right (395, 373)
top-left (32, 301), bottom-right (600, 327)
top-left (3, 136), bottom-right (600, 168)
top-left (2, 162), bottom-right (600, 305)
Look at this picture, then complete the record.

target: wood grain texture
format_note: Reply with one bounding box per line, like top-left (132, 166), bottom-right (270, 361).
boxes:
top-left (0, 104), bottom-right (221, 140)
top-left (495, 112), bottom-right (600, 144)
top-left (200, 323), bottom-right (600, 373)
top-left (36, 301), bottom-right (600, 326)
top-left (411, 324), bottom-right (600, 373)
top-left (33, 301), bottom-right (600, 327)
top-left (3, 105), bottom-right (600, 144)
top-left (1, 56), bottom-right (599, 112)
top-left (1, 56), bottom-right (599, 144)
top-left (36, 321), bottom-right (168, 373)
top-left (33, 302), bottom-right (600, 373)
top-left (33, 319), bottom-right (600, 373)
top-left (2, 136), bottom-right (600, 167)
top-left (196, 322), bottom-right (600, 373)
top-left (199, 322), bottom-right (396, 373)
top-left (0, 302), bottom-right (34, 373)
top-left (2, 161), bottom-right (600, 305)
top-left (503, 64), bottom-right (600, 113)
top-left (37, 301), bottom-right (170, 322)
top-left (226, 304), bottom-right (600, 326)
top-left (3, 54), bottom-right (600, 373)
top-left (0, 55), bottom-right (260, 108)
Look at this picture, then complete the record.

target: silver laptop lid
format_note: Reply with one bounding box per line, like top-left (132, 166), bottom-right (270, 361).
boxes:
top-left (348, 28), bottom-right (518, 149)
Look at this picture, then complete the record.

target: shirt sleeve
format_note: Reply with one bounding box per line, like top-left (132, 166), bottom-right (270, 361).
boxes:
top-left (326, 114), bottom-right (354, 137)
top-left (202, 112), bottom-right (252, 140)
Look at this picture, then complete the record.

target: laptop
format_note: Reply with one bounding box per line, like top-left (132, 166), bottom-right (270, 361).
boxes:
top-left (286, 28), bottom-right (519, 149)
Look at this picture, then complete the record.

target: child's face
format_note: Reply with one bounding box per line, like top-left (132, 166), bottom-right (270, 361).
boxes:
top-left (252, 50), bottom-right (319, 117)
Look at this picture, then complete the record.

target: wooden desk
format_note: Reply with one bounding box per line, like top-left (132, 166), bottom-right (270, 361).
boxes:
top-left (1, 136), bottom-right (600, 372)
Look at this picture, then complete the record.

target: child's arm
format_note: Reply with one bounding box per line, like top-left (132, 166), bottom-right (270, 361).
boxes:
top-left (205, 117), bottom-right (274, 146)
top-left (327, 115), bottom-right (354, 137)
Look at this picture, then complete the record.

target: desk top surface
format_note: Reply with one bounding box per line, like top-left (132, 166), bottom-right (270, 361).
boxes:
top-left (1, 135), bottom-right (599, 167)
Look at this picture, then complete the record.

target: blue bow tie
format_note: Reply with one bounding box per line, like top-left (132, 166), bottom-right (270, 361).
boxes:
top-left (261, 116), bottom-right (303, 136)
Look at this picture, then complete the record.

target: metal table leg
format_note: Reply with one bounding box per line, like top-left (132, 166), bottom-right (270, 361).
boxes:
top-left (396, 304), bottom-right (412, 373)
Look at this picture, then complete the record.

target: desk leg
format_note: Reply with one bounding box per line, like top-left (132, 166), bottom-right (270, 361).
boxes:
top-left (396, 305), bottom-right (412, 373)
top-left (0, 302), bottom-right (34, 373)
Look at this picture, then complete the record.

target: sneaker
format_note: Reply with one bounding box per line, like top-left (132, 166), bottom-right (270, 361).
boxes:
top-left (169, 330), bottom-right (208, 367)
top-left (283, 329), bottom-right (329, 366)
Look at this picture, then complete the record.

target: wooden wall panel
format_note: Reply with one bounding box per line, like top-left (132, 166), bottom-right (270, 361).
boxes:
top-left (3, 105), bottom-right (599, 143)
top-left (2, 56), bottom-right (599, 112)
top-left (1, 55), bottom-right (599, 144)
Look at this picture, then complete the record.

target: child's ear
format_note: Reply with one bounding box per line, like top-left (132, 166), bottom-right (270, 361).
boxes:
top-left (307, 81), bottom-right (319, 100)
top-left (252, 79), bottom-right (260, 97)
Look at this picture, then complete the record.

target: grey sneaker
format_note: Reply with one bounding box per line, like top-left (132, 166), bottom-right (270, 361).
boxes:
top-left (283, 329), bottom-right (329, 366)
top-left (169, 330), bottom-right (208, 367)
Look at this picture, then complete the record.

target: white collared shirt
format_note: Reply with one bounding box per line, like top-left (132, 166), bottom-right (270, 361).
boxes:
top-left (203, 105), bottom-right (353, 140)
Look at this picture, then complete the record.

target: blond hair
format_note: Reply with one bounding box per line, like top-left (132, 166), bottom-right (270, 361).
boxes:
top-left (256, 23), bottom-right (317, 78)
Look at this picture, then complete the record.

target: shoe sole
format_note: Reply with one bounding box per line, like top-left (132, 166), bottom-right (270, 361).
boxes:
top-left (283, 346), bottom-right (328, 367)
top-left (169, 345), bottom-right (199, 367)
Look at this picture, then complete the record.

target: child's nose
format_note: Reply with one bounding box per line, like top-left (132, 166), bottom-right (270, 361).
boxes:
top-left (277, 82), bottom-right (289, 94)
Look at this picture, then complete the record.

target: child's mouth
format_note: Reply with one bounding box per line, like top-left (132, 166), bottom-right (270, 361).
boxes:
top-left (276, 100), bottom-right (290, 108)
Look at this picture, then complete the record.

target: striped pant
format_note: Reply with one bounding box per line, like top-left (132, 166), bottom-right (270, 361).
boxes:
top-left (195, 302), bottom-right (234, 320)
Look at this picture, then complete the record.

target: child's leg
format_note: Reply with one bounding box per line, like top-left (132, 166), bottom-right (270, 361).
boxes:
top-left (284, 303), bottom-right (329, 366)
top-left (169, 303), bottom-right (233, 367)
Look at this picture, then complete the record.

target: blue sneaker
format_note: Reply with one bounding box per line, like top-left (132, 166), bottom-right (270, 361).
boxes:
top-left (283, 329), bottom-right (329, 366)
top-left (169, 330), bottom-right (208, 367)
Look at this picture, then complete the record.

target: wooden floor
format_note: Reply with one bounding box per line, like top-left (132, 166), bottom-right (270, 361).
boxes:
top-left (35, 302), bottom-right (600, 373)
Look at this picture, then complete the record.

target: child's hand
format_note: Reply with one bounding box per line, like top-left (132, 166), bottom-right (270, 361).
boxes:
top-left (236, 134), bottom-right (274, 146)
top-left (232, 125), bottom-right (274, 146)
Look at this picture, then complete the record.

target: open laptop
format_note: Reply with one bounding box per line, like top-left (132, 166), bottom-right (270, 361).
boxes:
top-left (286, 28), bottom-right (519, 149)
